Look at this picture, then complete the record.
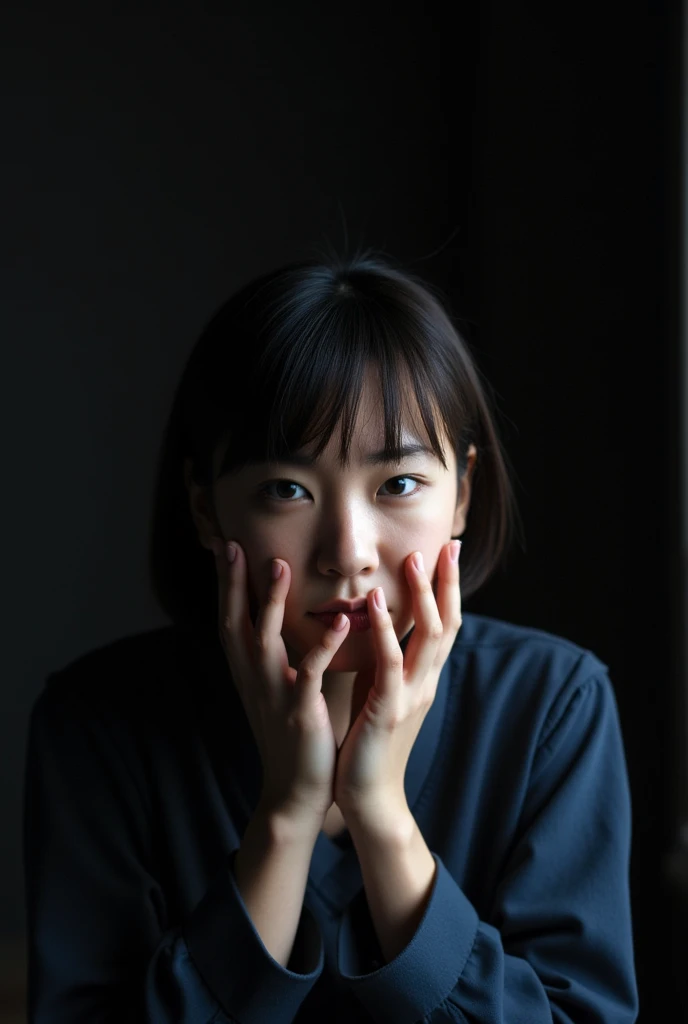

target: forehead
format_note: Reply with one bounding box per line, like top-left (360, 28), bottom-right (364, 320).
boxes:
top-left (214, 365), bottom-right (452, 477)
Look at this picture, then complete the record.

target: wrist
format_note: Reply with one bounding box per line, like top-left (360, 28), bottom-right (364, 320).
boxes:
top-left (340, 792), bottom-right (413, 844)
top-left (255, 796), bottom-right (326, 845)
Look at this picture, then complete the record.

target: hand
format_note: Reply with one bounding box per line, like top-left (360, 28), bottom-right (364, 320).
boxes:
top-left (333, 540), bottom-right (462, 830)
top-left (210, 538), bottom-right (352, 827)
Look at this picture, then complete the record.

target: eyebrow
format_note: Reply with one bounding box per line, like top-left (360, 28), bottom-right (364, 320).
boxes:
top-left (228, 441), bottom-right (440, 474)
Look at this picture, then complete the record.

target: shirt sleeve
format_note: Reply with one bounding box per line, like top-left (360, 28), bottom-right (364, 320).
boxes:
top-left (23, 677), bottom-right (323, 1024)
top-left (336, 673), bottom-right (640, 1023)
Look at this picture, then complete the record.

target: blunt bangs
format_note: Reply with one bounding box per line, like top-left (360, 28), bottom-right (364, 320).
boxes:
top-left (213, 265), bottom-right (472, 481)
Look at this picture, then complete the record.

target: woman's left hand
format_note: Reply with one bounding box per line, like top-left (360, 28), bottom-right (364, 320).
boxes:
top-left (334, 539), bottom-right (462, 830)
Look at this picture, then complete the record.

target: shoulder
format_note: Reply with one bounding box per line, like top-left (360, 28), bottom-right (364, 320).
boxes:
top-left (450, 611), bottom-right (615, 731)
top-left (456, 611), bottom-right (606, 671)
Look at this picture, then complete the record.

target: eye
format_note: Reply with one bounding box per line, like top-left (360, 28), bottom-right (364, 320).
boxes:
top-left (257, 475), bottom-right (425, 503)
top-left (258, 480), bottom-right (309, 502)
top-left (378, 475), bottom-right (424, 497)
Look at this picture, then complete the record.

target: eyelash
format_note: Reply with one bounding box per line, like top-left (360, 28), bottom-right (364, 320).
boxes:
top-left (257, 475), bottom-right (426, 504)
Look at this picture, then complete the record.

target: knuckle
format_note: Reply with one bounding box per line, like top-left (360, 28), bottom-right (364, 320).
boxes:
top-left (299, 661), bottom-right (317, 682)
top-left (387, 651), bottom-right (404, 671)
top-left (253, 630), bottom-right (270, 654)
top-left (378, 617), bottom-right (395, 637)
top-left (428, 621), bottom-right (445, 642)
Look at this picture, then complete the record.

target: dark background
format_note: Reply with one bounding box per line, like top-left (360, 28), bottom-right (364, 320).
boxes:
top-left (2, 4), bottom-right (683, 1021)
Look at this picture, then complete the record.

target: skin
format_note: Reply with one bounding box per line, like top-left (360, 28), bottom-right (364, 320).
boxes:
top-left (185, 366), bottom-right (477, 748)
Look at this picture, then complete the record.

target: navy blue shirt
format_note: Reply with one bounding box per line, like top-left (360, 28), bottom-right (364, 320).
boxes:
top-left (23, 612), bottom-right (639, 1022)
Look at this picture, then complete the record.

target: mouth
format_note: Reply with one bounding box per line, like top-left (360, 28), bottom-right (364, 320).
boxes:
top-left (308, 609), bottom-right (374, 633)
top-left (309, 598), bottom-right (368, 615)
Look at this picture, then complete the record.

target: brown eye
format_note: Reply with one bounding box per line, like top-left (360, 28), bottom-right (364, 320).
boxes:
top-left (258, 480), bottom-right (307, 502)
top-left (379, 476), bottom-right (423, 498)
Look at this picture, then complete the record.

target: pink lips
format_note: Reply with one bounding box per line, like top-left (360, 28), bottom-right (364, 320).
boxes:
top-left (309, 610), bottom-right (372, 632)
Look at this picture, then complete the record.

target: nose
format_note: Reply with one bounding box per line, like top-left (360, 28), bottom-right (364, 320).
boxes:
top-left (318, 549), bottom-right (378, 576)
top-left (314, 514), bottom-right (380, 578)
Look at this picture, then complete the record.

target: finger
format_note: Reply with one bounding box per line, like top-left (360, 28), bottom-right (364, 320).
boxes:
top-left (210, 537), bottom-right (225, 612)
top-left (215, 540), bottom-right (257, 695)
top-left (437, 539), bottom-right (462, 637)
top-left (210, 537), bottom-right (232, 637)
top-left (400, 550), bottom-right (446, 684)
top-left (295, 611), bottom-right (350, 704)
top-left (255, 558), bottom-right (293, 689)
top-left (368, 585), bottom-right (404, 698)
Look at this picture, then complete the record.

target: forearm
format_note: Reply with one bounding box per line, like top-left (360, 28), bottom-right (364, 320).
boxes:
top-left (347, 807), bottom-right (437, 965)
top-left (232, 806), bottom-right (321, 970)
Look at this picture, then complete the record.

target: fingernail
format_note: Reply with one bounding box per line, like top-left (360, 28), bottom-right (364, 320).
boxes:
top-left (226, 543), bottom-right (237, 564)
top-left (450, 541), bottom-right (461, 562)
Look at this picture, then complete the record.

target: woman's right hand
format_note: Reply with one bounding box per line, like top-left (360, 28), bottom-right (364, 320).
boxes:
top-left (210, 537), bottom-right (351, 829)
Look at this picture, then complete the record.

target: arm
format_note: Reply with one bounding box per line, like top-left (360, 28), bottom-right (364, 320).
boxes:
top-left (346, 810), bottom-right (436, 966)
top-left (336, 674), bottom-right (639, 1023)
top-left (232, 803), bottom-right (323, 969)
top-left (23, 677), bottom-right (324, 1024)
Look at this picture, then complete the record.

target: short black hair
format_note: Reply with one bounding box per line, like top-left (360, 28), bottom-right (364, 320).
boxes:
top-left (148, 250), bottom-right (524, 628)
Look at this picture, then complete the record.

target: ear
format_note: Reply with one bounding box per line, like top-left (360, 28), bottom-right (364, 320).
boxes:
top-left (451, 444), bottom-right (477, 538)
top-left (183, 457), bottom-right (222, 552)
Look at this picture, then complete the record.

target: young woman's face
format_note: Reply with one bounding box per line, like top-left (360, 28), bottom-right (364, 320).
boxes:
top-left (189, 370), bottom-right (475, 676)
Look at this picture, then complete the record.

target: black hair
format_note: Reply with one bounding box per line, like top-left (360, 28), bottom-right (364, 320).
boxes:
top-left (148, 250), bottom-right (523, 629)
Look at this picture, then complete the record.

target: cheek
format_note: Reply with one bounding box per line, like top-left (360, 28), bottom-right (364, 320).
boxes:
top-left (246, 571), bottom-right (302, 628)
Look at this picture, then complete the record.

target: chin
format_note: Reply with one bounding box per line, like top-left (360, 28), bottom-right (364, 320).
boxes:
top-left (284, 627), bottom-right (377, 670)
top-left (324, 647), bottom-right (378, 672)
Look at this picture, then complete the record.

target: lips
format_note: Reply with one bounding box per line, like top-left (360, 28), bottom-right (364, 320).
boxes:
top-left (311, 608), bottom-right (372, 633)
top-left (310, 598), bottom-right (368, 615)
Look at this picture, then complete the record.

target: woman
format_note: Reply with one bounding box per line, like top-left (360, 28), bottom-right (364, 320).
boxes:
top-left (23, 252), bottom-right (639, 1021)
